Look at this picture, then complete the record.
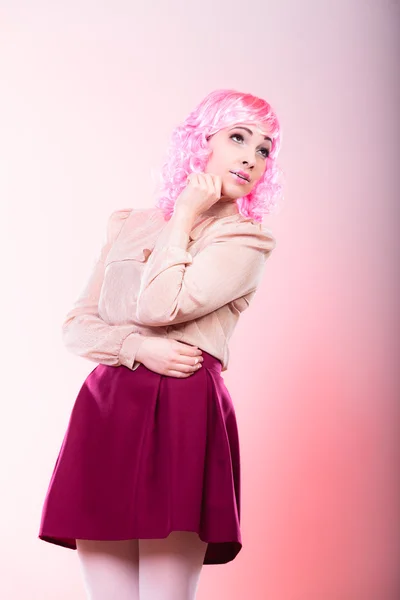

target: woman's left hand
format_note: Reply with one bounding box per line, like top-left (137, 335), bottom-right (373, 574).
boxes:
top-left (174, 173), bottom-right (222, 218)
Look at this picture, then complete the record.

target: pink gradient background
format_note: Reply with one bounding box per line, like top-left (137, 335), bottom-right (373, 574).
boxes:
top-left (1, 2), bottom-right (399, 599)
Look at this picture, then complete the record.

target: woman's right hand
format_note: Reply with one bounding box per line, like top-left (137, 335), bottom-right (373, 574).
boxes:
top-left (174, 173), bottom-right (222, 218)
top-left (134, 337), bottom-right (204, 378)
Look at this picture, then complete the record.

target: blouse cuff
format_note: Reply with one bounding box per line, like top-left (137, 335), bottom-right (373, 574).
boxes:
top-left (119, 333), bottom-right (146, 369)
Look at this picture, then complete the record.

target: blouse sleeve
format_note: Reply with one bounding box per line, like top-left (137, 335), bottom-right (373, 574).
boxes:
top-left (135, 219), bottom-right (276, 327)
top-left (61, 208), bottom-right (146, 369)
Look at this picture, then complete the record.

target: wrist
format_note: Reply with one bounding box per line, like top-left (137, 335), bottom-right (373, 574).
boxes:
top-left (154, 207), bottom-right (196, 249)
top-left (172, 207), bottom-right (198, 229)
top-left (135, 336), bottom-right (149, 363)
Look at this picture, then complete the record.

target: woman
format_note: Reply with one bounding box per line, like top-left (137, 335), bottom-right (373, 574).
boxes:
top-left (38, 88), bottom-right (282, 599)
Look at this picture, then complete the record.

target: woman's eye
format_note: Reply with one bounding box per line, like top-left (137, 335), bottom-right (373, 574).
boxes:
top-left (230, 133), bottom-right (244, 143)
top-left (231, 133), bottom-right (270, 159)
top-left (259, 147), bottom-right (270, 158)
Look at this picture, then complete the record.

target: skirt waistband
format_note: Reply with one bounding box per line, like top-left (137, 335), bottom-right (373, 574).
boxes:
top-left (193, 349), bottom-right (222, 374)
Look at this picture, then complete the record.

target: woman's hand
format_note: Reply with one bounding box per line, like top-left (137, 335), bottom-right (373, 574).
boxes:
top-left (175, 173), bottom-right (222, 218)
top-left (135, 337), bottom-right (204, 378)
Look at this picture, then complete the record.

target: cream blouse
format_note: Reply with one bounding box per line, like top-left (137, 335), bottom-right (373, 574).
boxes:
top-left (62, 206), bottom-right (276, 372)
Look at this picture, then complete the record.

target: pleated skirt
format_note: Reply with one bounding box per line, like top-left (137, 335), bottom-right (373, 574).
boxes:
top-left (38, 350), bottom-right (242, 565)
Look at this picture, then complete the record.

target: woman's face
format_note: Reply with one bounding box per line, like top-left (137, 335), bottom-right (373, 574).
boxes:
top-left (204, 122), bottom-right (273, 200)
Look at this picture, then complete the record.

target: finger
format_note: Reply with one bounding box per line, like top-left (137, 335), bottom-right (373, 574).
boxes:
top-left (174, 342), bottom-right (203, 356)
top-left (213, 175), bottom-right (222, 198)
top-left (206, 174), bottom-right (221, 198)
top-left (168, 367), bottom-right (200, 378)
top-left (186, 173), bottom-right (198, 187)
top-left (187, 173), bottom-right (201, 186)
top-left (179, 350), bottom-right (202, 358)
top-left (167, 370), bottom-right (192, 378)
top-left (177, 346), bottom-right (203, 359)
top-left (197, 173), bottom-right (208, 190)
top-left (203, 174), bottom-right (216, 196)
top-left (173, 354), bottom-right (203, 366)
top-left (176, 362), bottom-right (202, 374)
top-left (203, 173), bottom-right (221, 199)
top-left (175, 361), bottom-right (202, 372)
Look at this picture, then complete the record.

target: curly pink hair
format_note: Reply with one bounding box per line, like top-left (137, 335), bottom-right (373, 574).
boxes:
top-left (153, 89), bottom-right (283, 223)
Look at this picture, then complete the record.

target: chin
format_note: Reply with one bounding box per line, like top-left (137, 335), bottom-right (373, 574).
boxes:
top-left (222, 182), bottom-right (250, 200)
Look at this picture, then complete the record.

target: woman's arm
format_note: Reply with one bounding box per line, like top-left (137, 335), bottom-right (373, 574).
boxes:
top-left (62, 209), bottom-right (146, 369)
top-left (135, 210), bottom-right (276, 327)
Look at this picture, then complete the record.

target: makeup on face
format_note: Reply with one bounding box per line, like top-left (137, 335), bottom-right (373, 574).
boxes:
top-left (229, 170), bottom-right (251, 185)
top-left (204, 122), bottom-right (273, 200)
top-left (228, 124), bottom-right (273, 146)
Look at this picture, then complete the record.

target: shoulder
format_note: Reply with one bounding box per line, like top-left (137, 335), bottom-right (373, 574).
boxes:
top-left (106, 206), bottom-right (165, 244)
top-left (107, 207), bottom-right (134, 226)
top-left (108, 206), bottom-right (164, 228)
top-left (106, 206), bottom-right (158, 231)
top-left (106, 208), bottom-right (134, 242)
top-left (212, 215), bottom-right (277, 254)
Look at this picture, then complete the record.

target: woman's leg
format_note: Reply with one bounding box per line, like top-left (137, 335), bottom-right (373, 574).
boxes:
top-left (76, 539), bottom-right (140, 600)
top-left (139, 531), bottom-right (208, 600)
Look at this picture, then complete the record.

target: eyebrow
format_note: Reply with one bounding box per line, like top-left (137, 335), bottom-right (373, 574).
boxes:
top-left (229, 126), bottom-right (272, 144)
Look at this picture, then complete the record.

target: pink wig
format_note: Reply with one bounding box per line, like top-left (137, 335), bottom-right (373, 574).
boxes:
top-left (154, 89), bottom-right (283, 223)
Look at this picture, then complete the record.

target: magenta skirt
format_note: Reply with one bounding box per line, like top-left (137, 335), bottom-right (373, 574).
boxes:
top-left (38, 350), bottom-right (242, 565)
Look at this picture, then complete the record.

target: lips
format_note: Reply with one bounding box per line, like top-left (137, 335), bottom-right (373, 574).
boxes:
top-left (229, 170), bottom-right (250, 182)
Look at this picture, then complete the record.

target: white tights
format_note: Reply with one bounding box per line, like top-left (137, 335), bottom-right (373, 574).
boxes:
top-left (76, 531), bottom-right (208, 600)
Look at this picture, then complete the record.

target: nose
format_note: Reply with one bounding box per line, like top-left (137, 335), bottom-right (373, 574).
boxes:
top-left (242, 158), bottom-right (255, 169)
top-left (241, 150), bottom-right (257, 168)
